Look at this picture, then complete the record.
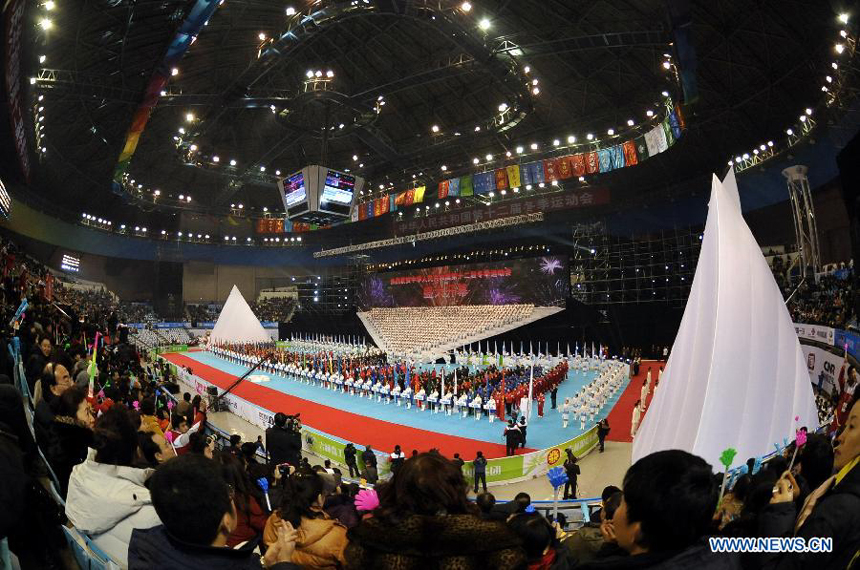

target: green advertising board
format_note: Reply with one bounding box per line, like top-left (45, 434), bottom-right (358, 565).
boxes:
top-left (156, 344), bottom-right (188, 354)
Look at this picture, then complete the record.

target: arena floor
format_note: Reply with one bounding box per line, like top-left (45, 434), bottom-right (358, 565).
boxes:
top-left (163, 350), bottom-right (629, 459)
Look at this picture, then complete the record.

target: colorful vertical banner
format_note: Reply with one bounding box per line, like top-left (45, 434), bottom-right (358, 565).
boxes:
top-left (622, 141), bottom-right (638, 166)
top-left (610, 145), bottom-right (625, 169)
top-left (459, 175), bottom-right (474, 196)
top-left (413, 186), bottom-right (426, 203)
top-left (597, 149), bottom-right (612, 173)
top-left (438, 180), bottom-right (450, 199)
top-left (494, 168), bottom-right (508, 190)
top-left (585, 152), bottom-right (599, 174)
top-left (474, 172), bottom-right (494, 194)
top-left (505, 165), bottom-right (521, 188)
top-left (448, 177), bottom-right (460, 197)
top-left (112, 0), bottom-right (221, 186)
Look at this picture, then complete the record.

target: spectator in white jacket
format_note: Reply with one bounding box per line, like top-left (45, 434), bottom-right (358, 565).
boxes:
top-left (65, 406), bottom-right (162, 569)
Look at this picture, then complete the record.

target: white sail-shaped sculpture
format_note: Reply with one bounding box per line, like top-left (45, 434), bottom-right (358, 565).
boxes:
top-left (210, 285), bottom-right (271, 344)
top-left (632, 171), bottom-right (818, 468)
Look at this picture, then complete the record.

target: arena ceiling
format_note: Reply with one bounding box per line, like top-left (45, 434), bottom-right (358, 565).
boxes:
top-left (25, 0), bottom-right (853, 226)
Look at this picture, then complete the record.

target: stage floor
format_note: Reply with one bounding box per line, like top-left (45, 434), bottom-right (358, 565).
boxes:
top-left (164, 351), bottom-right (628, 459)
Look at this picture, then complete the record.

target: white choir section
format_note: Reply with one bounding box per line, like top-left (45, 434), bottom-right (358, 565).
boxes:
top-left (210, 285), bottom-right (271, 344)
top-left (358, 304), bottom-right (562, 360)
top-left (632, 170), bottom-right (818, 468)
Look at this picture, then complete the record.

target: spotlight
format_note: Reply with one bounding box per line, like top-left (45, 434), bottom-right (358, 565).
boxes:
top-left (525, 184), bottom-right (532, 190)
top-left (260, 166), bottom-right (265, 172)
top-left (567, 135), bottom-right (575, 143)
top-left (607, 128), bottom-right (615, 135)
top-left (473, 158), bottom-right (479, 164)
top-left (314, 70), bottom-right (322, 77)
top-left (171, 67), bottom-right (179, 76)
top-left (838, 13), bottom-right (849, 24)
top-left (586, 133), bottom-right (594, 140)
top-left (516, 146), bottom-right (524, 154)
top-left (258, 32), bottom-right (266, 41)
top-left (286, 6), bottom-right (296, 15)
top-left (306, 70), bottom-right (314, 78)
top-left (431, 124), bottom-right (440, 133)
top-left (552, 139), bottom-right (560, 146)
top-left (39, 18), bottom-right (52, 30)
top-left (326, 70), bottom-right (334, 78)
top-left (478, 18), bottom-right (490, 30)
top-left (532, 87), bottom-right (540, 95)
top-left (461, 1), bottom-right (472, 11)
top-left (44, 0), bottom-right (55, 9)
top-left (805, 108), bottom-right (813, 115)
top-left (662, 61), bottom-right (671, 69)
top-left (485, 153), bottom-right (493, 161)
top-left (646, 110), bottom-right (654, 117)
top-left (441, 165), bottom-right (447, 171)
top-left (39, 55), bottom-right (46, 63)
top-left (786, 128), bottom-right (794, 135)
top-left (189, 144), bottom-right (197, 151)
top-left (530, 142), bottom-right (538, 150)
top-left (835, 43), bottom-right (845, 54)
top-left (627, 119), bottom-right (634, 126)
top-left (230, 159), bottom-right (237, 166)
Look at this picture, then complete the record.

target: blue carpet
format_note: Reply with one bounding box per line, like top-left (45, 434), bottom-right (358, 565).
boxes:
top-left (180, 351), bottom-right (628, 450)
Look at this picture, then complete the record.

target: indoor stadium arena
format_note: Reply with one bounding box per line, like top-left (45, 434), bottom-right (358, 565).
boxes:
top-left (0, 1), bottom-right (858, 568)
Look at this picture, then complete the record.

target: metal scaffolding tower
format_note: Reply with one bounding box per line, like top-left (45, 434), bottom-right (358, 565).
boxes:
top-left (782, 165), bottom-right (821, 278)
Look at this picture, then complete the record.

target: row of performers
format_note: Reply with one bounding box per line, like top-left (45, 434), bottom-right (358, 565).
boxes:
top-left (210, 345), bottom-right (571, 421)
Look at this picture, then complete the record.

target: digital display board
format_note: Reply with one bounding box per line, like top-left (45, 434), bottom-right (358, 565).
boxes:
top-left (318, 169), bottom-right (355, 215)
top-left (357, 256), bottom-right (569, 309)
top-left (61, 254), bottom-right (80, 273)
top-left (283, 172), bottom-right (306, 207)
top-left (276, 165), bottom-right (363, 222)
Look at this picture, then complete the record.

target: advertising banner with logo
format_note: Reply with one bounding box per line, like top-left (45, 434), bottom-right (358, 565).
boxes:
top-left (794, 323), bottom-right (835, 346)
top-left (835, 329), bottom-right (860, 363)
top-left (801, 345), bottom-right (845, 395)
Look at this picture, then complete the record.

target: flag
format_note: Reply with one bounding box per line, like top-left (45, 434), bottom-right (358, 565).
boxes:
top-left (454, 367), bottom-right (458, 395)
top-left (585, 152), bottom-right (599, 174)
top-left (374, 196), bottom-right (389, 216)
top-left (459, 175), bottom-right (474, 196)
top-left (662, 116), bottom-right (676, 147)
top-left (448, 177), bottom-right (460, 196)
top-left (365, 201), bottom-right (374, 219)
top-left (571, 154), bottom-right (586, 176)
top-left (505, 164), bottom-right (521, 188)
top-left (494, 168), bottom-right (508, 190)
top-left (622, 140), bottom-right (638, 166)
top-left (413, 186), bottom-right (426, 203)
top-left (635, 135), bottom-right (650, 161)
top-left (543, 158), bottom-right (558, 181)
top-left (669, 109), bottom-right (682, 139)
top-left (358, 204), bottom-right (368, 221)
top-left (645, 125), bottom-right (667, 156)
top-left (597, 149), bottom-right (612, 172)
top-left (395, 191), bottom-right (408, 206)
top-left (88, 332), bottom-right (101, 397)
top-left (474, 171), bottom-right (494, 194)
top-left (557, 156), bottom-right (573, 179)
top-left (438, 180), bottom-right (449, 199)
top-left (389, 195), bottom-right (397, 212)
top-left (608, 145), bottom-right (623, 169)
top-left (526, 360), bottom-right (534, 422)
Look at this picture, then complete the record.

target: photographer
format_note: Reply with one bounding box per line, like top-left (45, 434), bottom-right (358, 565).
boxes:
top-left (266, 412), bottom-right (302, 468)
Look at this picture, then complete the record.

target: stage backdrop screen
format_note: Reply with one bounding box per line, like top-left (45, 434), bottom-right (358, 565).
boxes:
top-left (358, 256), bottom-right (569, 309)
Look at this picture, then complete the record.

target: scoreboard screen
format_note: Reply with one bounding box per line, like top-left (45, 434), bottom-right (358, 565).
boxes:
top-left (318, 169), bottom-right (355, 216)
top-left (276, 165), bottom-right (363, 223)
